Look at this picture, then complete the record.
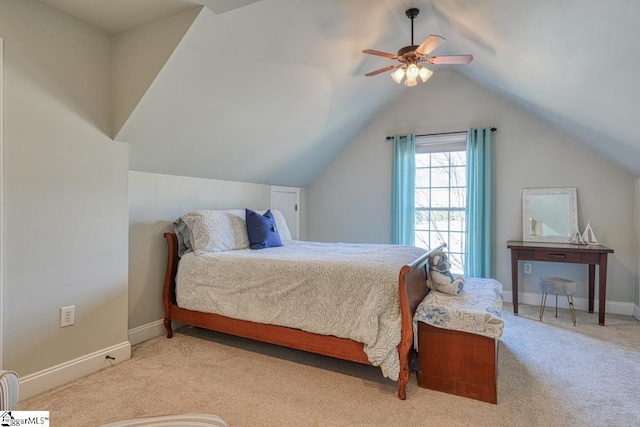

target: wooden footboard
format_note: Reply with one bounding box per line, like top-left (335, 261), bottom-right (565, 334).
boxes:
top-left (396, 244), bottom-right (445, 398)
top-left (162, 232), bottom-right (443, 400)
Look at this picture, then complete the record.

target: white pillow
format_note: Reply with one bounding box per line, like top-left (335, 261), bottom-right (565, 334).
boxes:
top-left (180, 209), bottom-right (292, 255)
top-left (270, 209), bottom-right (292, 242)
top-left (180, 209), bottom-right (249, 254)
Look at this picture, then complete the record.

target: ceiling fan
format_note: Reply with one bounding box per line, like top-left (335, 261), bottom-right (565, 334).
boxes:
top-left (362, 8), bottom-right (473, 86)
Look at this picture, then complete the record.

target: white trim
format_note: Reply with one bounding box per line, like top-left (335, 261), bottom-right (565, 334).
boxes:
top-left (415, 132), bottom-right (467, 153)
top-left (637, 178), bottom-right (640, 323)
top-left (19, 341), bottom-right (131, 401)
top-left (128, 320), bottom-right (184, 346)
top-left (270, 186), bottom-right (300, 240)
top-left (503, 291), bottom-right (635, 316)
top-left (128, 320), bottom-right (165, 346)
top-left (415, 132), bottom-right (467, 144)
top-left (0, 38), bottom-right (4, 369)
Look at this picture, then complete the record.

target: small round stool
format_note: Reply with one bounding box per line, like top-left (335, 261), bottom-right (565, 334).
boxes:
top-left (539, 276), bottom-right (577, 325)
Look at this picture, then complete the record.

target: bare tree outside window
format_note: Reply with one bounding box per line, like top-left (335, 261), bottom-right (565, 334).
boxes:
top-left (415, 141), bottom-right (466, 274)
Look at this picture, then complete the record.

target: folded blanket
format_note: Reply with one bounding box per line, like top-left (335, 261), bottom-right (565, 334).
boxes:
top-left (414, 277), bottom-right (504, 342)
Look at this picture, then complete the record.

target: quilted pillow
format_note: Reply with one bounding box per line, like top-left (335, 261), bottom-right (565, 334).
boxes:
top-left (245, 209), bottom-right (283, 249)
top-left (180, 209), bottom-right (249, 255)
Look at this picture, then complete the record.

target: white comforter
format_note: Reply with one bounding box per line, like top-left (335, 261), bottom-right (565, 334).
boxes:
top-left (176, 240), bottom-right (426, 380)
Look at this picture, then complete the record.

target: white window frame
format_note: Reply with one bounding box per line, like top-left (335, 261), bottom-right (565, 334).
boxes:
top-left (414, 132), bottom-right (467, 273)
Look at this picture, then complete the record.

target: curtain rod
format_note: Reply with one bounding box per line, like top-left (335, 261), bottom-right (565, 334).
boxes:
top-left (384, 127), bottom-right (497, 141)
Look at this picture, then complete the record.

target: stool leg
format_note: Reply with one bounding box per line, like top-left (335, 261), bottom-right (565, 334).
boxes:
top-left (555, 294), bottom-right (558, 318)
top-left (568, 295), bottom-right (577, 326)
top-left (539, 292), bottom-right (547, 321)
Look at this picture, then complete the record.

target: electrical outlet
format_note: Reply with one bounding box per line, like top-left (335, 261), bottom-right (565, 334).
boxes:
top-left (524, 263), bottom-right (532, 274)
top-left (60, 305), bottom-right (75, 327)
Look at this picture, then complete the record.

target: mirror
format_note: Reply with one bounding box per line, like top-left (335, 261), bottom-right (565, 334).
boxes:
top-left (522, 187), bottom-right (578, 242)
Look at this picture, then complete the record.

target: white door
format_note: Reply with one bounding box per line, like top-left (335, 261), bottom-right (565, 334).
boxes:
top-left (270, 186), bottom-right (300, 240)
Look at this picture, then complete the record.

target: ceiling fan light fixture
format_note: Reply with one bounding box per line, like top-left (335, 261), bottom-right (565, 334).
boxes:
top-left (404, 77), bottom-right (417, 87)
top-left (406, 63), bottom-right (420, 80)
top-left (362, 8), bottom-right (473, 88)
top-left (391, 67), bottom-right (406, 84)
top-left (419, 66), bottom-right (433, 82)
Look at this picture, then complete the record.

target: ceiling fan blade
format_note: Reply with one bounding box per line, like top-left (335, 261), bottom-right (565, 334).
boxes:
top-left (362, 49), bottom-right (398, 59)
top-left (426, 54), bottom-right (474, 65)
top-left (415, 35), bottom-right (445, 56)
top-left (365, 64), bottom-right (401, 76)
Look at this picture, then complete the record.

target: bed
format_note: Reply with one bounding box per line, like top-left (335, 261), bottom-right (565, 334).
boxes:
top-left (162, 209), bottom-right (444, 400)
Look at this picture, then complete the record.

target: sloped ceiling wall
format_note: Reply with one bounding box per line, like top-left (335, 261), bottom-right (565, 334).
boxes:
top-left (36, 0), bottom-right (640, 185)
top-left (117, 0), bottom-right (416, 187)
top-left (431, 0), bottom-right (640, 176)
top-left (113, 8), bottom-right (201, 136)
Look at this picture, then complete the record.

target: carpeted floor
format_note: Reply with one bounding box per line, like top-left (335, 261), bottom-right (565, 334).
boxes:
top-left (17, 304), bottom-right (640, 426)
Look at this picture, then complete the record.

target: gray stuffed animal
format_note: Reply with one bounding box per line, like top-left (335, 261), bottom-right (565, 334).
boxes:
top-left (427, 251), bottom-right (465, 295)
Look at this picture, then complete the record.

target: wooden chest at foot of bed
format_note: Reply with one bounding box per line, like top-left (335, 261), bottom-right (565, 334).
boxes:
top-left (417, 322), bottom-right (498, 404)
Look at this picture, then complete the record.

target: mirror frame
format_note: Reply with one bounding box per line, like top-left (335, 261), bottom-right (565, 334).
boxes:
top-left (522, 187), bottom-right (578, 242)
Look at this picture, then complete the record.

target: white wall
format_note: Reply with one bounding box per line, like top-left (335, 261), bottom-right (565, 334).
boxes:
top-left (308, 69), bottom-right (636, 311)
top-left (0, 0), bottom-right (129, 380)
top-left (113, 7), bottom-right (200, 137)
top-left (128, 172), bottom-right (308, 341)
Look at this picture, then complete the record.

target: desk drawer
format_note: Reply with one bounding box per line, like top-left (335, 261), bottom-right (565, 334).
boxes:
top-left (581, 253), bottom-right (600, 263)
top-left (534, 250), bottom-right (581, 263)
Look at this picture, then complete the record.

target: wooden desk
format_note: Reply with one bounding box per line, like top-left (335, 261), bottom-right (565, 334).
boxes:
top-left (507, 241), bottom-right (614, 325)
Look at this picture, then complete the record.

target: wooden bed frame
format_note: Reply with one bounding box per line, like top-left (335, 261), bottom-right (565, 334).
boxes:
top-left (162, 232), bottom-right (444, 400)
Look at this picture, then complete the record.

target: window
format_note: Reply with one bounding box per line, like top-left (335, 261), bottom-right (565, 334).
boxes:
top-left (414, 133), bottom-right (467, 273)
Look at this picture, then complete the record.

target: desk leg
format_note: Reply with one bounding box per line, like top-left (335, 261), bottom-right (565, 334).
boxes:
top-left (588, 264), bottom-right (595, 313)
top-left (598, 254), bottom-right (608, 326)
top-left (511, 250), bottom-right (519, 315)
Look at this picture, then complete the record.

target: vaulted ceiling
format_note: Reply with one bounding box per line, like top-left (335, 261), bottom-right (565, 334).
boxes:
top-left (35, 0), bottom-right (640, 186)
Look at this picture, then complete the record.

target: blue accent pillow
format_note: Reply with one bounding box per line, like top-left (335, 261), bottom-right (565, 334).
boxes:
top-left (245, 209), bottom-right (283, 250)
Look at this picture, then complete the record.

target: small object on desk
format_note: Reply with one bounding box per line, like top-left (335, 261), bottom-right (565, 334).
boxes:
top-left (571, 230), bottom-right (585, 244)
top-left (581, 221), bottom-right (598, 244)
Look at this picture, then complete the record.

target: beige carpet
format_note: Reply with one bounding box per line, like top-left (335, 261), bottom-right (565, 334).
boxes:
top-left (18, 304), bottom-right (640, 426)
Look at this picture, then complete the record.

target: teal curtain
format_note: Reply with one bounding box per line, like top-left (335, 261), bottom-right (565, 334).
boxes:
top-left (392, 134), bottom-right (416, 245)
top-left (465, 127), bottom-right (493, 277)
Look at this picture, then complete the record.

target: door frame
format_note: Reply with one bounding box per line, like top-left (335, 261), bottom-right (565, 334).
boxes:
top-left (0, 38), bottom-right (5, 368)
top-left (270, 185), bottom-right (300, 240)
top-left (637, 179), bottom-right (640, 322)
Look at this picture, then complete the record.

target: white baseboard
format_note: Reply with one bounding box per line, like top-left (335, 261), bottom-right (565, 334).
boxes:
top-left (18, 319), bottom-right (187, 401)
top-left (128, 320), bottom-right (166, 346)
top-left (503, 291), bottom-right (635, 316)
top-left (634, 304), bottom-right (640, 322)
top-left (19, 341), bottom-right (131, 401)
top-left (128, 320), bottom-right (185, 346)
